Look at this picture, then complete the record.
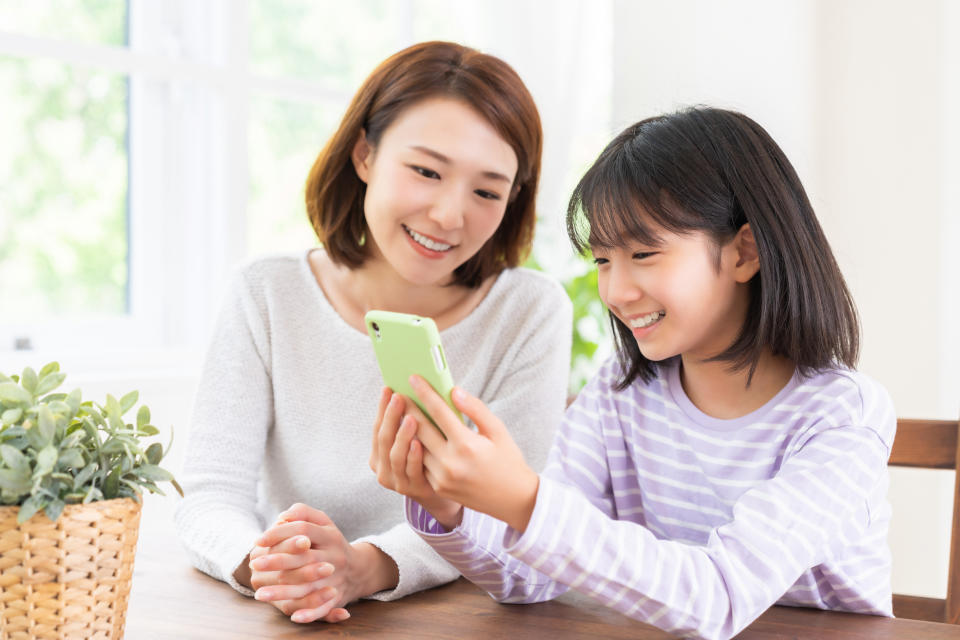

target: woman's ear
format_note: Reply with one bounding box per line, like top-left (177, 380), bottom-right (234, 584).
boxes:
top-left (351, 129), bottom-right (373, 183)
top-left (733, 223), bottom-right (761, 283)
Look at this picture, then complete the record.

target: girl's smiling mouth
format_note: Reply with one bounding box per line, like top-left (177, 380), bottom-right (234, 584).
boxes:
top-left (627, 310), bottom-right (667, 338)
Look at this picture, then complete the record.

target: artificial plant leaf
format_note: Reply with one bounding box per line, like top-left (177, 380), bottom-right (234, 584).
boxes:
top-left (136, 464), bottom-right (174, 482)
top-left (17, 494), bottom-right (46, 524)
top-left (1, 408), bottom-right (23, 425)
top-left (119, 391), bottom-right (139, 416)
top-left (145, 442), bottom-right (163, 465)
top-left (105, 395), bottom-right (123, 430)
top-left (0, 383), bottom-right (32, 407)
top-left (104, 465), bottom-right (121, 498)
top-left (73, 462), bottom-right (98, 489)
top-left (0, 468), bottom-right (32, 494)
top-left (44, 498), bottom-right (66, 522)
top-left (137, 405), bottom-right (150, 428)
top-left (35, 372), bottom-right (66, 396)
top-left (20, 367), bottom-right (38, 393)
top-left (37, 406), bottom-right (55, 444)
top-left (58, 448), bottom-right (86, 470)
top-left (34, 445), bottom-right (58, 477)
top-left (0, 444), bottom-right (30, 475)
top-left (138, 425), bottom-right (159, 436)
top-left (38, 362), bottom-right (60, 378)
top-left (66, 388), bottom-right (82, 415)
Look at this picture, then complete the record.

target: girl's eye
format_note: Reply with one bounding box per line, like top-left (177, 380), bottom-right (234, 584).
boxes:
top-left (411, 165), bottom-right (440, 179)
top-left (474, 189), bottom-right (501, 201)
top-left (592, 257), bottom-right (609, 266)
top-left (633, 251), bottom-right (657, 260)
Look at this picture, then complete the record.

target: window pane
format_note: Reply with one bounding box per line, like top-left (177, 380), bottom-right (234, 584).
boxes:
top-left (247, 97), bottom-right (341, 256)
top-left (0, 56), bottom-right (128, 318)
top-left (248, 0), bottom-right (402, 91)
top-left (0, 0), bottom-right (127, 46)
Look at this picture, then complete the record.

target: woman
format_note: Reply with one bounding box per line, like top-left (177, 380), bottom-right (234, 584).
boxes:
top-left (174, 41), bottom-right (572, 624)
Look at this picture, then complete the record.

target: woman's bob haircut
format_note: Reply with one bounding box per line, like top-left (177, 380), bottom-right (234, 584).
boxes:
top-left (567, 106), bottom-right (860, 389)
top-left (305, 41), bottom-right (542, 288)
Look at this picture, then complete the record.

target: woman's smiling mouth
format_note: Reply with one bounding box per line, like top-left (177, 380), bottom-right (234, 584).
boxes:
top-left (403, 224), bottom-right (455, 252)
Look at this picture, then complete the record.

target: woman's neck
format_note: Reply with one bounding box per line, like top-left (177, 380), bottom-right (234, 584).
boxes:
top-left (678, 350), bottom-right (796, 420)
top-left (309, 248), bottom-right (493, 332)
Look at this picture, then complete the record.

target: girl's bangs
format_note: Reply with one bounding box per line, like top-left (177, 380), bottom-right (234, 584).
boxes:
top-left (569, 158), bottom-right (671, 255)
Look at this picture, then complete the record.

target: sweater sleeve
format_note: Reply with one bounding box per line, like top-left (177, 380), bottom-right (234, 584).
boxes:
top-left (407, 380), bottom-right (893, 640)
top-left (173, 270), bottom-right (273, 596)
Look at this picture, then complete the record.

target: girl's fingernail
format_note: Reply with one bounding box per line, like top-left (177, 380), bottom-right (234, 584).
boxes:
top-left (254, 589), bottom-right (271, 601)
top-left (291, 612), bottom-right (308, 623)
top-left (452, 387), bottom-right (465, 402)
top-left (337, 611), bottom-right (351, 621)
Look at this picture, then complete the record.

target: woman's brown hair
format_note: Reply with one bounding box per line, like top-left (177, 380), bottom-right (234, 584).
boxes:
top-left (305, 41), bottom-right (542, 288)
top-left (568, 106), bottom-right (860, 389)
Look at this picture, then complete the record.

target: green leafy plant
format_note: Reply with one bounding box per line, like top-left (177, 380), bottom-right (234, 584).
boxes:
top-left (0, 362), bottom-right (183, 524)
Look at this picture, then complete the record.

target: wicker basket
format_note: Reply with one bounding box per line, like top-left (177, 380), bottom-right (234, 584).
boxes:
top-left (0, 498), bottom-right (142, 640)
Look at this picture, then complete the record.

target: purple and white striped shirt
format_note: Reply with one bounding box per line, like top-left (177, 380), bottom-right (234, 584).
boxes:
top-left (406, 356), bottom-right (896, 640)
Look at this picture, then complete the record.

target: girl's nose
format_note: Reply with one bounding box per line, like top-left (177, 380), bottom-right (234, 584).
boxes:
top-left (602, 260), bottom-right (642, 308)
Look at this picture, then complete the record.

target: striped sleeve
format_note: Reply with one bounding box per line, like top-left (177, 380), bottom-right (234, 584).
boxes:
top-left (506, 425), bottom-right (890, 639)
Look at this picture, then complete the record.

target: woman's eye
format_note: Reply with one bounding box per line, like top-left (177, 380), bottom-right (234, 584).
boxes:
top-left (411, 165), bottom-right (440, 179)
top-left (474, 189), bottom-right (501, 201)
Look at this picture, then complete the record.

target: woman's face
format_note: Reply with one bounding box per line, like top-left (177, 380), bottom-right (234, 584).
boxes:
top-left (352, 97), bottom-right (518, 287)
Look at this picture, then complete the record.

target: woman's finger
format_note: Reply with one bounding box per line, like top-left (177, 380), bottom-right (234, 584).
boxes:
top-left (369, 386), bottom-right (393, 466)
top-left (389, 416), bottom-right (417, 480)
top-left (289, 589), bottom-right (343, 624)
top-left (275, 503), bottom-right (334, 527)
top-left (406, 438), bottom-right (426, 488)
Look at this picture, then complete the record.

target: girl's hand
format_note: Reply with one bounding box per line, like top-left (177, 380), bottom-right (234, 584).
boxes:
top-left (407, 376), bottom-right (541, 533)
top-left (369, 387), bottom-right (464, 529)
top-left (250, 504), bottom-right (397, 623)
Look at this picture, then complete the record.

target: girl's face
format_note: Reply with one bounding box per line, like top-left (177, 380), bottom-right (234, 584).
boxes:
top-left (352, 97), bottom-right (518, 287)
top-left (592, 223), bottom-right (759, 363)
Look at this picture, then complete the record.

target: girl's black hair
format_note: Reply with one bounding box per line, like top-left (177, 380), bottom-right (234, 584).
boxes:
top-left (567, 106), bottom-right (859, 389)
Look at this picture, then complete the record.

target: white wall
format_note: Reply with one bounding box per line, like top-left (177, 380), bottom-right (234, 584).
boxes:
top-left (613, 0), bottom-right (959, 598)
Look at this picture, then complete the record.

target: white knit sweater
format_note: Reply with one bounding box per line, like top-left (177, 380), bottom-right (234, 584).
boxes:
top-left (173, 250), bottom-right (572, 600)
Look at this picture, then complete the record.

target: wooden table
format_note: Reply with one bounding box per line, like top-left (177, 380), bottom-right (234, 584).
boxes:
top-left (126, 497), bottom-right (960, 639)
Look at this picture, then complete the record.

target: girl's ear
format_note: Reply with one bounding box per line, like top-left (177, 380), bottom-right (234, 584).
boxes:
top-left (351, 129), bottom-right (373, 184)
top-left (733, 223), bottom-right (761, 283)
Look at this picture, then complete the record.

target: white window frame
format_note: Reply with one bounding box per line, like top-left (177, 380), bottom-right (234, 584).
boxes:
top-left (0, 0), bottom-right (417, 364)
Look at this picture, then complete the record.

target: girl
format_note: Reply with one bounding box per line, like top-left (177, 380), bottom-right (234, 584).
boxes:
top-left (175, 41), bottom-right (571, 625)
top-left (372, 107), bottom-right (896, 640)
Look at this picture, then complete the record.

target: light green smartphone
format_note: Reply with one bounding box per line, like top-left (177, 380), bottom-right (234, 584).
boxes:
top-left (364, 310), bottom-right (462, 434)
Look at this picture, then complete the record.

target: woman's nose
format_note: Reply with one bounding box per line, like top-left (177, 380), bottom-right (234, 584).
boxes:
top-left (427, 191), bottom-right (465, 230)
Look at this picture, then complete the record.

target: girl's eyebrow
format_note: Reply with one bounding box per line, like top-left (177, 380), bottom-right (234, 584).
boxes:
top-left (409, 145), bottom-right (512, 183)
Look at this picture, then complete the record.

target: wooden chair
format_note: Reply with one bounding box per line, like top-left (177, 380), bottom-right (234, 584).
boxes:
top-left (888, 417), bottom-right (960, 623)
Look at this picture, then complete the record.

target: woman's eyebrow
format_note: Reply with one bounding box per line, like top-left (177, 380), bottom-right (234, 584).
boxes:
top-left (409, 145), bottom-right (512, 183)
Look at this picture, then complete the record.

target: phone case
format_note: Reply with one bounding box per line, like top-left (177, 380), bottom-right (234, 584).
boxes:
top-left (364, 310), bottom-right (462, 433)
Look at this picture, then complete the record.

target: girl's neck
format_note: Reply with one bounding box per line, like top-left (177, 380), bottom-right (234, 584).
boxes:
top-left (309, 248), bottom-right (493, 332)
top-left (678, 350), bottom-right (796, 420)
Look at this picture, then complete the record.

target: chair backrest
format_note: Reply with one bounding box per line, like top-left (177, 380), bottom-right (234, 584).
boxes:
top-left (888, 417), bottom-right (960, 624)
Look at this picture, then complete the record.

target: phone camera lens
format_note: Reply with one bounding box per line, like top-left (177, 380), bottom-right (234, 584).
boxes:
top-left (371, 322), bottom-right (380, 332)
